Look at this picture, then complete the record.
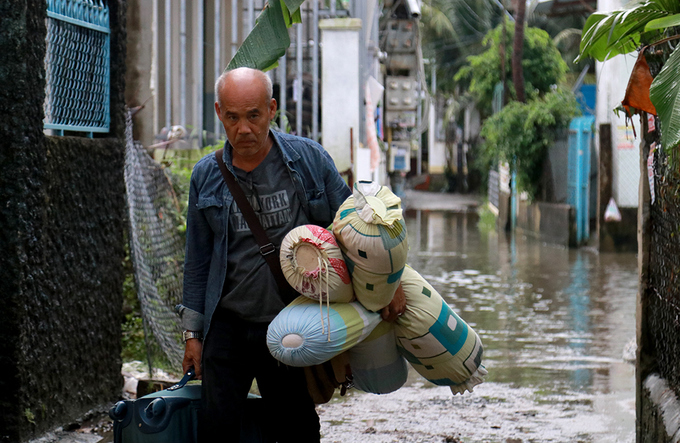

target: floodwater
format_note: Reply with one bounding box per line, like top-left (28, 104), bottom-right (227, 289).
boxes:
top-left (319, 210), bottom-right (637, 443)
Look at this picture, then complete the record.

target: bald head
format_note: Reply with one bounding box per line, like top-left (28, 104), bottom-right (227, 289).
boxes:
top-left (215, 67), bottom-right (273, 109)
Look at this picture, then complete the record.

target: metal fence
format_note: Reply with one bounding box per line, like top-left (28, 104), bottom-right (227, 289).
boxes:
top-left (647, 143), bottom-right (680, 397)
top-left (44, 0), bottom-right (110, 136)
top-left (124, 110), bottom-right (185, 372)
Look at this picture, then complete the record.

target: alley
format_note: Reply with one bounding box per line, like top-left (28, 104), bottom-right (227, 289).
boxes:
top-left (319, 192), bottom-right (636, 442)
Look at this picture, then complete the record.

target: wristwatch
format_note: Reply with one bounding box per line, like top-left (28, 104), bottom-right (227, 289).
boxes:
top-left (182, 330), bottom-right (203, 343)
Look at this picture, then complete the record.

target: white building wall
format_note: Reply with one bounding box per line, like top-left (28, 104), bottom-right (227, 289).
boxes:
top-left (595, 0), bottom-right (641, 208)
top-left (320, 18), bottom-right (362, 175)
top-left (428, 101), bottom-right (446, 174)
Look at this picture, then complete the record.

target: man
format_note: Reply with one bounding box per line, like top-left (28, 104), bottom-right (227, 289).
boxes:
top-left (178, 67), bottom-right (405, 442)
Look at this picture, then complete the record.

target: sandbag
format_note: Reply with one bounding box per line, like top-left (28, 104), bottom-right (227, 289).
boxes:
top-left (347, 320), bottom-right (409, 394)
top-left (395, 266), bottom-right (486, 394)
top-left (267, 296), bottom-right (381, 367)
top-left (333, 181), bottom-right (408, 311)
top-left (280, 224), bottom-right (354, 303)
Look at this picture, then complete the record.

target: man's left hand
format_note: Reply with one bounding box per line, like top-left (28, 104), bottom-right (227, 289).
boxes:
top-left (381, 283), bottom-right (406, 322)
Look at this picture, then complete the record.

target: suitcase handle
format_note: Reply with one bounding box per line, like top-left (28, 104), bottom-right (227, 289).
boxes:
top-left (167, 366), bottom-right (195, 391)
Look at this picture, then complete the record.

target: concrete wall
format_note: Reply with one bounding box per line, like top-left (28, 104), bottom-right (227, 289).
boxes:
top-left (0, 2), bottom-right (127, 441)
top-left (320, 18), bottom-right (362, 175)
top-left (516, 201), bottom-right (574, 247)
top-left (547, 133), bottom-right (569, 203)
top-left (125, 0), bottom-right (155, 146)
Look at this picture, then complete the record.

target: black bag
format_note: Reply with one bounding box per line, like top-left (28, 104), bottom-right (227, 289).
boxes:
top-left (304, 352), bottom-right (354, 404)
top-left (109, 369), bottom-right (271, 442)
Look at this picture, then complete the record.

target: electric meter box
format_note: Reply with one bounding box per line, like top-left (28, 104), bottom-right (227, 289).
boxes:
top-left (385, 75), bottom-right (418, 127)
top-left (389, 141), bottom-right (411, 173)
top-left (384, 19), bottom-right (417, 53)
top-left (385, 76), bottom-right (418, 111)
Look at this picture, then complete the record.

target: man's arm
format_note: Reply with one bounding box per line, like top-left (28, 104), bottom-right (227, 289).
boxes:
top-left (179, 171), bottom-right (213, 378)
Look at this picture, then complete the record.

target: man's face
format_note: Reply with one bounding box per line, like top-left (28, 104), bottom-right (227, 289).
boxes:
top-left (215, 78), bottom-right (277, 161)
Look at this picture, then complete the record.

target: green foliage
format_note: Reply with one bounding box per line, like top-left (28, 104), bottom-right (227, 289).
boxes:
top-left (24, 409), bottom-right (36, 425)
top-left (419, 0), bottom-right (504, 94)
top-left (650, 44), bottom-right (680, 150)
top-left (454, 23), bottom-right (568, 116)
top-left (227, 0), bottom-right (301, 71)
top-left (576, 0), bottom-right (680, 151)
top-left (576, 0), bottom-right (680, 62)
top-left (479, 88), bottom-right (580, 199)
top-left (164, 141), bottom-right (224, 223)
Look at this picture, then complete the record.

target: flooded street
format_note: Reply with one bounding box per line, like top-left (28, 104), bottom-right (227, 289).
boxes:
top-left (320, 209), bottom-right (637, 443)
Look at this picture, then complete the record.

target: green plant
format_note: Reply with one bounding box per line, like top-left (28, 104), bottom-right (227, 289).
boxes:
top-left (479, 88), bottom-right (579, 199)
top-left (576, 0), bottom-right (680, 151)
top-left (576, 0), bottom-right (679, 63)
top-left (454, 23), bottom-right (568, 116)
top-left (271, 110), bottom-right (292, 134)
top-left (164, 141), bottom-right (224, 221)
top-left (24, 409), bottom-right (35, 425)
top-left (227, 0), bottom-right (304, 71)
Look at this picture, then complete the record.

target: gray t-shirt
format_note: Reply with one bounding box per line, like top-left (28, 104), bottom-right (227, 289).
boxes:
top-left (220, 144), bottom-right (308, 322)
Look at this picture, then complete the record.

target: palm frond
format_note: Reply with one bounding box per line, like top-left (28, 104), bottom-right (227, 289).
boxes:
top-left (553, 28), bottom-right (582, 47)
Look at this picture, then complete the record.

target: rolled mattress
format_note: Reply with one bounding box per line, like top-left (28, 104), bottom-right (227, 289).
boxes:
top-left (395, 266), bottom-right (487, 394)
top-left (332, 181), bottom-right (409, 311)
top-left (347, 320), bottom-right (409, 394)
top-left (280, 224), bottom-right (354, 303)
top-left (267, 296), bottom-right (381, 367)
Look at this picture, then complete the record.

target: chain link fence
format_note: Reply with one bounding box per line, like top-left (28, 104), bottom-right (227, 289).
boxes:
top-left (647, 141), bottom-right (680, 393)
top-left (124, 111), bottom-right (185, 372)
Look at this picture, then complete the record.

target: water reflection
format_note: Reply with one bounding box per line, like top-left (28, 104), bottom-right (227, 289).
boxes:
top-left (404, 209), bottom-right (636, 399)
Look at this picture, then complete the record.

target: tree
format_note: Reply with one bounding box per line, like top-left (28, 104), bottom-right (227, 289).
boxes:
top-left (512, 0), bottom-right (526, 102)
top-left (479, 88), bottom-right (579, 198)
top-left (420, 0), bottom-right (505, 94)
top-left (454, 23), bottom-right (568, 116)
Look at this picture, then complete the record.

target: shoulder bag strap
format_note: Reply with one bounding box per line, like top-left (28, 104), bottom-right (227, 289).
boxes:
top-left (214, 149), bottom-right (296, 304)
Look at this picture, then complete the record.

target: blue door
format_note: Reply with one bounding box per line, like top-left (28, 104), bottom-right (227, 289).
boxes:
top-left (567, 116), bottom-right (595, 245)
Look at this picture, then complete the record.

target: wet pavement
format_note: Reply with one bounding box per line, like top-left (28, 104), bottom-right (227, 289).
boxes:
top-left (319, 193), bottom-right (637, 442)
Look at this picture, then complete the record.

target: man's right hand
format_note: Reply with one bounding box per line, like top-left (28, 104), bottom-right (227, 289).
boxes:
top-left (183, 339), bottom-right (203, 379)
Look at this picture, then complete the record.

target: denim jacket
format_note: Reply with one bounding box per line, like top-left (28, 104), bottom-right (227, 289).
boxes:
top-left (177, 130), bottom-right (352, 337)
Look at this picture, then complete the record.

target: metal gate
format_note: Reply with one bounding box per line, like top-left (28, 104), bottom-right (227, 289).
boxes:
top-left (567, 116), bottom-right (595, 245)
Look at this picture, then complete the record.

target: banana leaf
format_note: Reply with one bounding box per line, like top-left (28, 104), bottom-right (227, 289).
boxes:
top-left (576, 0), bottom-right (680, 62)
top-left (645, 13), bottom-right (680, 31)
top-left (282, 0), bottom-right (303, 26)
top-left (227, 0), bottom-right (302, 72)
top-left (649, 44), bottom-right (680, 150)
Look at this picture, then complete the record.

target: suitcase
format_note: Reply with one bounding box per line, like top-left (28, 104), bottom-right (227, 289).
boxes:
top-left (109, 368), bottom-right (271, 442)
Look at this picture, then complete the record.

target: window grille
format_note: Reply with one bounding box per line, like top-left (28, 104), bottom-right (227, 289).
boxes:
top-left (44, 0), bottom-right (110, 136)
